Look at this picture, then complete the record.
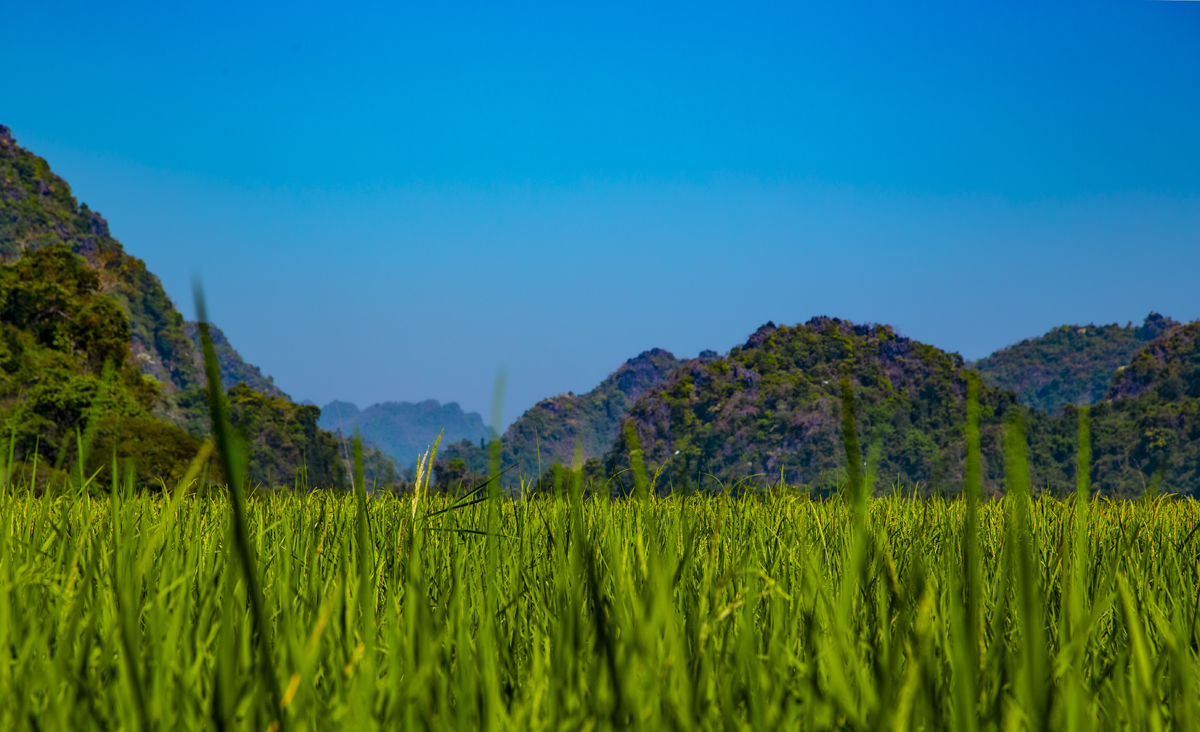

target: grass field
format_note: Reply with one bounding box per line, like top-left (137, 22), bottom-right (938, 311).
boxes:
top-left (2, 468), bottom-right (1199, 731)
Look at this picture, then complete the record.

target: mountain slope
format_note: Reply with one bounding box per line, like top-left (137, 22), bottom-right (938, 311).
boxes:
top-left (1, 125), bottom-right (203, 409)
top-left (972, 313), bottom-right (1177, 413)
top-left (0, 124), bottom-right (346, 487)
top-left (1082, 320), bottom-right (1200, 496)
top-left (610, 317), bottom-right (1200, 498)
top-left (609, 318), bottom-right (1055, 495)
top-left (0, 241), bottom-right (203, 481)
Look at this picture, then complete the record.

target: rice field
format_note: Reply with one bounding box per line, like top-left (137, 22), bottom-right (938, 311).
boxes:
top-left (1, 464), bottom-right (1198, 730)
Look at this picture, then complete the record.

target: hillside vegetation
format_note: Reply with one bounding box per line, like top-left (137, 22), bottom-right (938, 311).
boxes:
top-left (611, 319), bottom-right (1029, 494)
top-left (610, 317), bottom-right (1200, 498)
top-left (972, 313), bottom-right (1177, 413)
top-left (0, 124), bottom-right (348, 487)
top-left (0, 242), bottom-right (202, 481)
top-left (1086, 320), bottom-right (1200, 495)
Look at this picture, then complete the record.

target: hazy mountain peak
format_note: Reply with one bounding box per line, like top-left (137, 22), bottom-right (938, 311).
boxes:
top-left (318, 399), bottom-right (489, 467)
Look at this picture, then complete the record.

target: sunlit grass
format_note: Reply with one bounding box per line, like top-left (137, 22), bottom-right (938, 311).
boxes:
top-left (2, 473), bottom-right (1199, 730)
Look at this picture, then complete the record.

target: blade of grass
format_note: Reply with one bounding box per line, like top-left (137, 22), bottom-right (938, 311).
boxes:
top-left (193, 283), bottom-right (286, 731)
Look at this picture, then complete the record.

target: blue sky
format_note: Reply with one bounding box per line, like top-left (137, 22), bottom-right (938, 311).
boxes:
top-left (4, 0), bottom-right (1199, 425)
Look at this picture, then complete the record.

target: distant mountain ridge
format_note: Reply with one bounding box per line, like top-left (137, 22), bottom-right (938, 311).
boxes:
top-left (971, 313), bottom-right (1177, 413)
top-left (318, 399), bottom-right (491, 467)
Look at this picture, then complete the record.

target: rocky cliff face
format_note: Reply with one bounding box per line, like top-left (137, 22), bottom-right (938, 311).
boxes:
top-left (432, 348), bottom-right (686, 488)
top-left (184, 322), bottom-right (288, 400)
top-left (500, 348), bottom-right (685, 472)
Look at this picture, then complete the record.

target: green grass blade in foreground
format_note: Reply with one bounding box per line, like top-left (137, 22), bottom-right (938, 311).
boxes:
top-left (351, 434), bottom-right (376, 727)
top-left (1004, 411), bottom-right (1049, 731)
top-left (839, 375), bottom-right (864, 507)
top-left (950, 372), bottom-right (982, 732)
top-left (193, 283), bottom-right (286, 731)
top-left (624, 420), bottom-right (650, 500)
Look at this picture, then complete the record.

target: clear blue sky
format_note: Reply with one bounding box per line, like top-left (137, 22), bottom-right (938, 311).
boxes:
top-left (4, 0), bottom-right (1199, 426)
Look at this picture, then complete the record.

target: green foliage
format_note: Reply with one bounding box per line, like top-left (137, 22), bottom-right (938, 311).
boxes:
top-left (611, 318), bottom-right (1029, 495)
top-left (1081, 321), bottom-right (1200, 497)
top-left (433, 456), bottom-right (471, 493)
top-left (610, 317), bottom-right (1200, 499)
top-left (4, 474), bottom-right (1200, 729)
top-left (0, 125), bottom-right (203, 416)
top-left (0, 244), bottom-right (201, 480)
top-left (530, 457), bottom-right (608, 495)
top-left (226, 383), bottom-right (347, 489)
top-left (972, 312), bottom-right (1177, 413)
top-left (86, 415), bottom-right (207, 486)
top-left (0, 129), bottom-right (361, 488)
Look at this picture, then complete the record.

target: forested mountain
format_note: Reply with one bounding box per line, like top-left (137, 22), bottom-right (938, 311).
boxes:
top-left (318, 399), bottom-right (490, 467)
top-left (0, 124), bottom-right (346, 488)
top-left (0, 126), bottom-right (201, 419)
top-left (433, 348), bottom-right (685, 489)
top-left (971, 313), bottom-right (1177, 413)
top-left (1083, 320), bottom-right (1200, 495)
top-left (608, 318), bottom-right (1200, 498)
top-left (609, 319), bottom-right (1029, 494)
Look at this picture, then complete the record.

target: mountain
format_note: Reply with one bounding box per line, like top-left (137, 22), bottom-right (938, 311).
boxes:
top-left (318, 399), bottom-right (490, 467)
top-left (1082, 320), bottom-right (1200, 495)
top-left (971, 313), bottom-right (1178, 413)
top-left (609, 318), bottom-right (1029, 494)
top-left (433, 348), bottom-right (685, 489)
top-left (0, 125), bottom-right (203, 421)
top-left (609, 317), bottom-right (1200, 499)
top-left (0, 240), bottom-right (203, 483)
top-left (0, 124), bottom-right (346, 488)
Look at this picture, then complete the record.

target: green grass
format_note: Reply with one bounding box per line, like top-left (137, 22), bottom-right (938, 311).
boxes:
top-left (2, 475), bottom-right (1199, 730)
